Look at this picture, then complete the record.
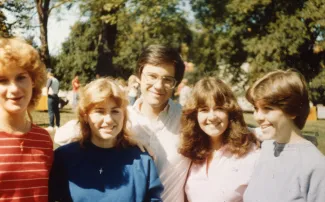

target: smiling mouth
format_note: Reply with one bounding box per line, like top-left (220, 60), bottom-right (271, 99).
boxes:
top-left (8, 97), bottom-right (23, 101)
top-left (260, 124), bottom-right (272, 129)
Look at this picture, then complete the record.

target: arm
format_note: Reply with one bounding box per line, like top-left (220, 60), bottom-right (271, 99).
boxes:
top-left (48, 149), bottom-right (72, 202)
top-left (143, 155), bottom-right (164, 202)
top-left (54, 120), bottom-right (81, 146)
top-left (307, 161), bottom-right (325, 202)
top-left (45, 79), bottom-right (51, 95)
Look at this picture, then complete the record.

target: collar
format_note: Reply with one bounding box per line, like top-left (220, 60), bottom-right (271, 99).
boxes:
top-left (132, 97), bottom-right (172, 116)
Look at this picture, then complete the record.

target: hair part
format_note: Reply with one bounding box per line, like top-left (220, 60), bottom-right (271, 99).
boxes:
top-left (179, 77), bottom-right (259, 163)
top-left (0, 37), bottom-right (47, 121)
top-left (77, 77), bottom-right (133, 148)
top-left (136, 44), bottom-right (185, 86)
top-left (246, 69), bottom-right (310, 129)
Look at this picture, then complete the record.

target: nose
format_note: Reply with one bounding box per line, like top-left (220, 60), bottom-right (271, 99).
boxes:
top-left (254, 109), bottom-right (264, 124)
top-left (103, 113), bottom-right (114, 124)
top-left (8, 81), bottom-right (20, 93)
top-left (153, 78), bottom-right (164, 89)
top-left (207, 109), bottom-right (217, 120)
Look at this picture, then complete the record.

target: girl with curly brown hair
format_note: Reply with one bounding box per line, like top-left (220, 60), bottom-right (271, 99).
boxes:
top-left (179, 77), bottom-right (260, 202)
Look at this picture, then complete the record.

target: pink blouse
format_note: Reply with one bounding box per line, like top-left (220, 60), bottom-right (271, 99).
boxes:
top-left (185, 146), bottom-right (260, 202)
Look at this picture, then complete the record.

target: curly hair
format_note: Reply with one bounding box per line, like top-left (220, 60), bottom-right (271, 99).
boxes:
top-left (179, 77), bottom-right (259, 164)
top-left (77, 77), bottom-right (133, 148)
top-left (0, 37), bottom-right (47, 121)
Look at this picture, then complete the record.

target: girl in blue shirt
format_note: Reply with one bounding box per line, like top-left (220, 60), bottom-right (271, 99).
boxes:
top-left (49, 78), bottom-right (163, 202)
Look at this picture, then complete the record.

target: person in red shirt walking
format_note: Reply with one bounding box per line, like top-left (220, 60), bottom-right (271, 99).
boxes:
top-left (71, 72), bottom-right (80, 110)
top-left (0, 37), bottom-right (53, 202)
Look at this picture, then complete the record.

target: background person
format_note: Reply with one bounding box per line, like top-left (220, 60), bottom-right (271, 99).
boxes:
top-left (46, 69), bottom-right (60, 131)
top-left (127, 75), bottom-right (140, 106)
top-left (0, 37), bottom-right (53, 202)
top-left (71, 72), bottom-right (80, 110)
top-left (49, 78), bottom-right (163, 202)
top-left (179, 77), bottom-right (260, 202)
top-left (244, 69), bottom-right (325, 202)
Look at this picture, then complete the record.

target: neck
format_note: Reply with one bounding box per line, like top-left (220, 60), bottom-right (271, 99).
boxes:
top-left (276, 125), bottom-right (304, 144)
top-left (91, 137), bottom-right (116, 149)
top-left (0, 110), bottom-right (29, 134)
top-left (140, 100), bottom-right (168, 119)
top-left (211, 136), bottom-right (223, 151)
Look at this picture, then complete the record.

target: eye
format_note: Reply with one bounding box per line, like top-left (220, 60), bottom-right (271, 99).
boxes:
top-left (111, 108), bottom-right (122, 114)
top-left (163, 77), bottom-right (174, 84)
top-left (17, 75), bottom-right (27, 81)
top-left (93, 108), bottom-right (105, 114)
top-left (0, 78), bottom-right (8, 83)
top-left (146, 73), bottom-right (158, 80)
top-left (198, 107), bottom-right (209, 112)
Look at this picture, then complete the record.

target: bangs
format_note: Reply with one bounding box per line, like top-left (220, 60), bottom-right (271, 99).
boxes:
top-left (195, 88), bottom-right (229, 109)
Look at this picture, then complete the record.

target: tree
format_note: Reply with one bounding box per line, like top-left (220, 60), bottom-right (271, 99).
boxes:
top-left (2, 0), bottom-right (76, 69)
top-left (190, 0), bottom-right (325, 84)
top-left (53, 0), bottom-right (191, 88)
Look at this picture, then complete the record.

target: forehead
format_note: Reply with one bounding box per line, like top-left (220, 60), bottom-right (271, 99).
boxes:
top-left (0, 64), bottom-right (27, 76)
top-left (92, 97), bottom-right (118, 108)
top-left (142, 63), bottom-right (175, 77)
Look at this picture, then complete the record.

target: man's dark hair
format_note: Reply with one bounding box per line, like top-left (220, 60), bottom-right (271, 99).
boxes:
top-left (136, 45), bottom-right (185, 85)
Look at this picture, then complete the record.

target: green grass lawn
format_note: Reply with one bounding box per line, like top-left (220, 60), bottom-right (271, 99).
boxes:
top-left (32, 107), bottom-right (325, 154)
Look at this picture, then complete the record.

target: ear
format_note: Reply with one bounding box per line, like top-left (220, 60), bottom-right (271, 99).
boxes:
top-left (135, 76), bottom-right (141, 83)
top-left (289, 114), bottom-right (296, 119)
top-left (83, 114), bottom-right (88, 123)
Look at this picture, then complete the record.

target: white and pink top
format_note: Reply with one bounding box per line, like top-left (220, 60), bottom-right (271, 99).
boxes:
top-left (185, 146), bottom-right (260, 202)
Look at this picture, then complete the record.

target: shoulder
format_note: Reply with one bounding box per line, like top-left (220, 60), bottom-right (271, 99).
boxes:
top-left (30, 124), bottom-right (52, 141)
top-left (298, 142), bottom-right (325, 168)
top-left (168, 99), bottom-right (182, 116)
top-left (54, 142), bottom-right (81, 157)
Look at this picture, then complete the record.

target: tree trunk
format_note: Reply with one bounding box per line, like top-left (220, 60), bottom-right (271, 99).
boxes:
top-left (35, 0), bottom-right (51, 69)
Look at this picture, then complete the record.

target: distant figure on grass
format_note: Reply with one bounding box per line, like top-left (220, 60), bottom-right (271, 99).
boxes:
top-left (244, 69), bottom-right (325, 202)
top-left (178, 78), bottom-right (192, 106)
top-left (53, 45), bottom-right (190, 202)
top-left (127, 75), bottom-right (140, 106)
top-left (49, 78), bottom-right (163, 201)
top-left (179, 77), bottom-right (260, 202)
top-left (71, 72), bottom-right (80, 110)
top-left (0, 37), bottom-right (53, 202)
top-left (46, 68), bottom-right (60, 132)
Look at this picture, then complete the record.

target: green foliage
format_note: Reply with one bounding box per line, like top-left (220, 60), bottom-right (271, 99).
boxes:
top-left (53, 21), bottom-right (99, 90)
top-left (309, 68), bottom-right (325, 105)
top-left (190, 0), bottom-right (325, 85)
top-left (53, 0), bottom-right (191, 87)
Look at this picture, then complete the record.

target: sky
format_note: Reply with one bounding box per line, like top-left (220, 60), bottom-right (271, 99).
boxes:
top-left (7, 1), bottom-right (194, 56)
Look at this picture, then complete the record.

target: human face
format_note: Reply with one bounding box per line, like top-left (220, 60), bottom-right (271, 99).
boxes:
top-left (197, 104), bottom-right (229, 141)
top-left (87, 98), bottom-right (124, 148)
top-left (0, 66), bottom-right (33, 116)
top-left (253, 104), bottom-right (296, 143)
top-left (140, 63), bottom-right (175, 111)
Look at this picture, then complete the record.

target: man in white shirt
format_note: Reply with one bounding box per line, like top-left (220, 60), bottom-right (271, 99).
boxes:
top-left (54, 45), bottom-right (190, 202)
top-left (129, 45), bottom-right (190, 201)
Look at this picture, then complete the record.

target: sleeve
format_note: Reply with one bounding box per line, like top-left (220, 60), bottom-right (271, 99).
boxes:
top-left (307, 160), bottom-right (325, 202)
top-left (46, 78), bottom-right (52, 89)
top-left (48, 149), bottom-right (72, 202)
top-left (143, 155), bottom-right (164, 202)
top-left (54, 120), bottom-right (81, 146)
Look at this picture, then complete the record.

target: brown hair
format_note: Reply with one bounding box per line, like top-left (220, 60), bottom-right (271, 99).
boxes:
top-left (0, 37), bottom-right (47, 121)
top-left (136, 45), bottom-right (185, 85)
top-left (179, 77), bottom-right (259, 163)
top-left (77, 77), bottom-right (133, 148)
top-left (246, 69), bottom-right (310, 129)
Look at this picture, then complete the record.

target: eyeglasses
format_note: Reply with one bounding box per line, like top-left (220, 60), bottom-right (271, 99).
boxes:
top-left (143, 73), bottom-right (177, 89)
